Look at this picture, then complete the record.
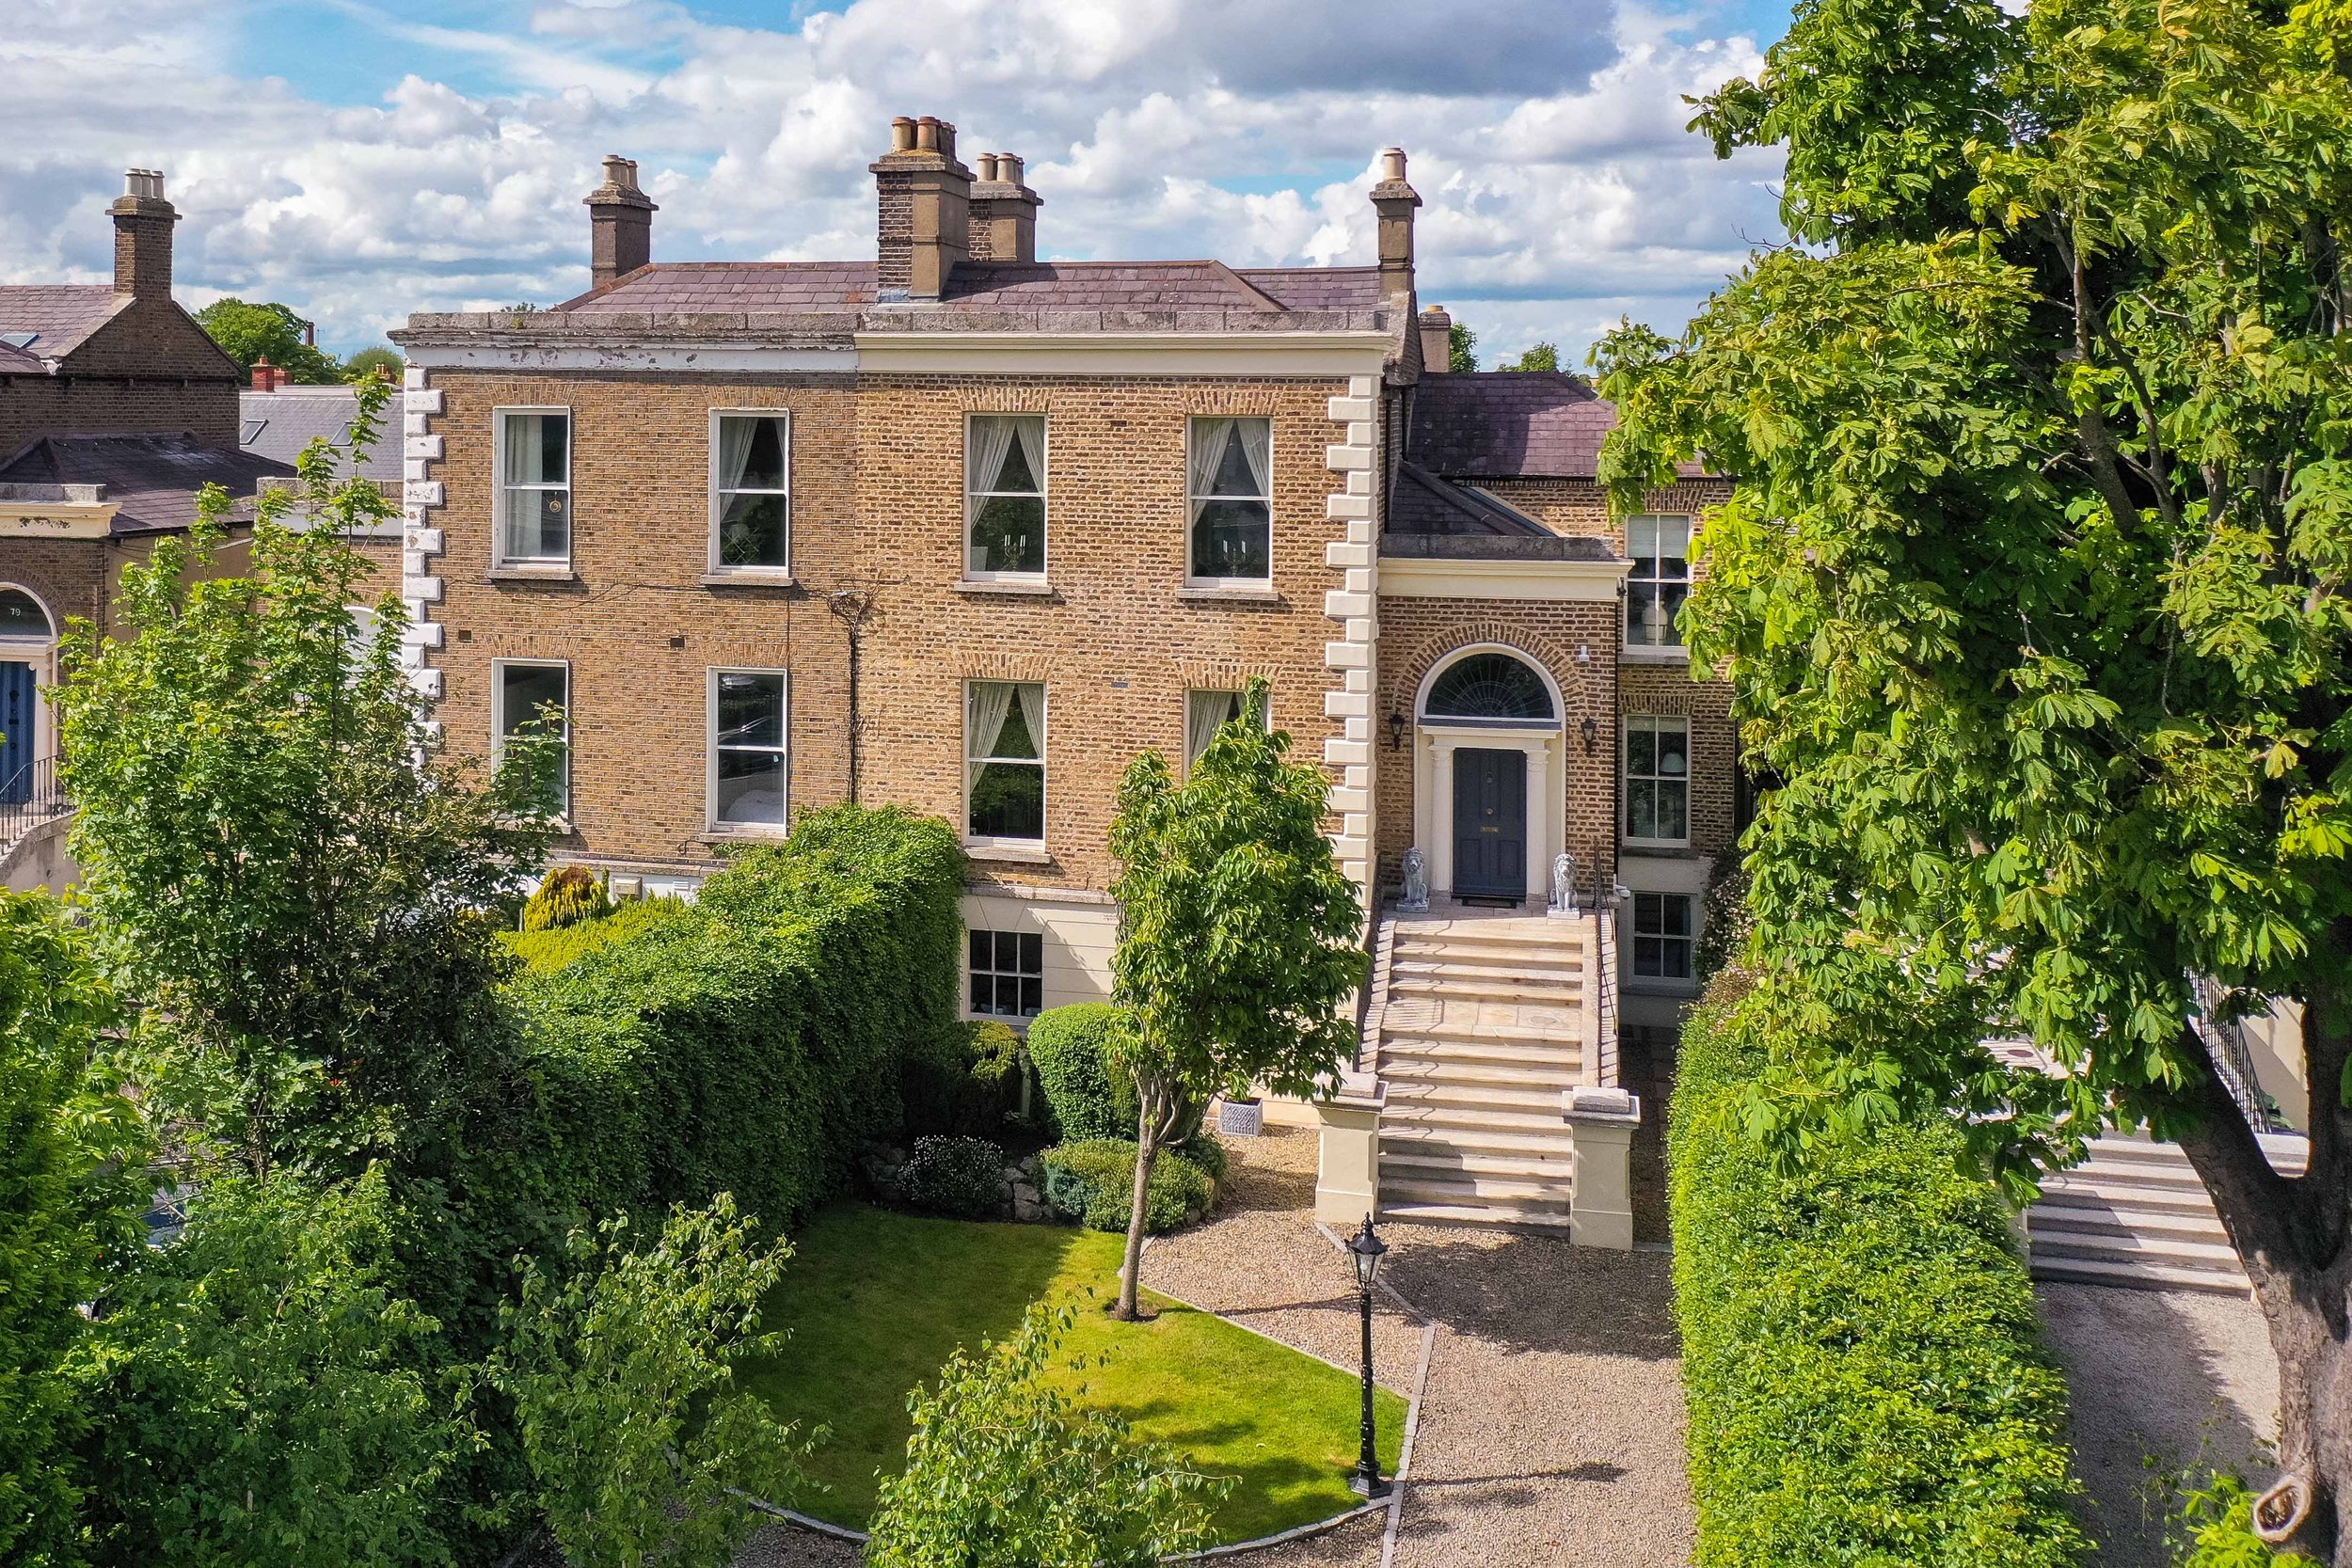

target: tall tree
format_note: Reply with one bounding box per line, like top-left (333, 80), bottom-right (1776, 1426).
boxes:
top-left (1104, 677), bottom-right (1362, 1320)
top-left (1449, 318), bottom-right (1479, 372)
top-left (1598, 0), bottom-right (2352, 1553)
top-left (1505, 341), bottom-right (1561, 372)
top-left (0, 895), bottom-right (144, 1568)
top-left (194, 298), bottom-right (342, 384)
top-left (53, 381), bottom-right (560, 1180)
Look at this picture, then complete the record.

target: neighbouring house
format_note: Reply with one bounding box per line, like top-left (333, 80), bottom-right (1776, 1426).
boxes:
top-left (242, 369), bottom-right (404, 483)
top-left (389, 119), bottom-right (1740, 1243)
top-left (0, 169), bottom-right (398, 891)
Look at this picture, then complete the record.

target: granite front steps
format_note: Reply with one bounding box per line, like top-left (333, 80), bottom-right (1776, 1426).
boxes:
top-left (2028, 1129), bottom-right (2309, 1295)
top-left (1368, 911), bottom-right (1615, 1231)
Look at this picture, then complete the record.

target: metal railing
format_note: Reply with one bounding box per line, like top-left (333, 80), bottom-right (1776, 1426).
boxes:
top-left (0, 753), bottom-right (69, 848)
top-left (2189, 974), bottom-right (2282, 1133)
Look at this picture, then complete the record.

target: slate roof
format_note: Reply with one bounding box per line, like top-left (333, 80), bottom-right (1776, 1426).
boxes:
top-left (1389, 462), bottom-right (1555, 536)
top-left (555, 261), bottom-right (1387, 316)
top-left (0, 285), bottom-right (129, 363)
top-left (0, 433), bottom-right (295, 534)
top-left (240, 386), bottom-right (402, 482)
top-left (1406, 372), bottom-right (1617, 480)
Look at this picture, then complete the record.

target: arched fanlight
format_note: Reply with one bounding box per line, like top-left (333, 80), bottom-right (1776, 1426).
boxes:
top-left (1422, 651), bottom-right (1554, 721)
top-left (0, 590), bottom-right (52, 641)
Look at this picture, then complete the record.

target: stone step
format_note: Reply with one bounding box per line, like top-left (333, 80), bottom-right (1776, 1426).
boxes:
top-left (1378, 1039), bottom-right (1582, 1075)
top-left (1383, 1169), bottom-right (1573, 1209)
top-left (1376, 1200), bottom-right (1578, 1231)
top-left (1391, 953), bottom-right (1582, 983)
top-left (1392, 928), bottom-right (1586, 956)
top-left (2039, 1174), bottom-right (2220, 1218)
top-left (2029, 1252), bottom-right (2250, 1296)
top-left (1377, 1057), bottom-right (1579, 1093)
top-left (1382, 1080), bottom-right (1568, 1116)
top-left (2026, 1204), bottom-right (2232, 1245)
top-left (1380, 1016), bottom-right (1584, 1048)
top-left (2026, 1225), bottom-right (2244, 1268)
top-left (1388, 975), bottom-right (1582, 1006)
top-left (1381, 1146), bottom-right (1577, 1180)
top-left (1381, 1123), bottom-right (1581, 1159)
top-left (1380, 1101), bottom-right (1568, 1136)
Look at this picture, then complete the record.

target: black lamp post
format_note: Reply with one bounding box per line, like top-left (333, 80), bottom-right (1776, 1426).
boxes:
top-left (1344, 1213), bottom-right (1391, 1498)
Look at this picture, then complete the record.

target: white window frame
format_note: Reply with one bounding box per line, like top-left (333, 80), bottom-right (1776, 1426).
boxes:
top-left (706, 409), bottom-right (792, 578)
top-left (1184, 415), bottom-right (1275, 588)
top-left (962, 413), bottom-right (1048, 584)
top-left (1622, 714), bottom-right (1692, 847)
top-left (492, 406), bottom-right (573, 570)
top-left (963, 678), bottom-right (1046, 850)
top-left (966, 926), bottom-right (1045, 1022)
top-left (1629, 889), bottom-right (1698, 984)
top-left (706, 667), bottom-right (790, 835)
top-left (1624, 514), bottom-right (1692, 655)
top-left (491, 657), bottom-right (572, 819)
top-left (1181, 686), bottom-right (1271, 779)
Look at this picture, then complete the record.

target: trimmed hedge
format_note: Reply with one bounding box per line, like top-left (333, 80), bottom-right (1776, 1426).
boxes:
top-left (1026, 1004), bottom-right (1136, 1142)
top-left (1669, 979), bottom-right (2089, 1566)
top-left (501, 897), bottom-right (684, 975)
top-left (482, 806), bottom-right (964, 1245)
top-left (1038, 1139), bottom-right (1216, 1234)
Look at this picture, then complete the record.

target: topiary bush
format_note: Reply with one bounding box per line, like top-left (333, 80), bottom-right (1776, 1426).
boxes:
top-left (521, 865), bottom-right (612, 933)
top-left (901, 1020), bottom-right (1025, 1139)
top-left (1669, 974), bottom-right (2089, 1567)
top-left (1038, 1139), bottom-right (1215, 1234)
top-left (1026, 1004), bottom-right (1136, 1141)
top-left (895, 1135), bottom-right (1009, 1218)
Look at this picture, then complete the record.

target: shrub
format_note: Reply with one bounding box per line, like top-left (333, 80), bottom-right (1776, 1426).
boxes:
top-left (476, 806), bottom-right (964, 1258)
top-left (522, 865), bottom-right (612, 933)
top-left (901, 1020), bottom-right (1025, 1139)
top-left (502, 897), bottom-right (684, 975)
top-left (1668, 975), bottom-right (2088, 1567)
top-left (1038, 1140), bottom-right (1214, 1234)
top-left (895, 1136), bottom-right (1009, 1218)
top-left (2168, 1474), bottom-right (2320, 1567)
top-left (1027, 1005), bottom-right (1136, 1141)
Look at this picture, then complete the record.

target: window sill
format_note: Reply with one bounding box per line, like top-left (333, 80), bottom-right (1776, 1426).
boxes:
top-left (1620, 644), bottom-right (1690, 663)
top-left (700, 571), bottom-right (797, 590)
top-left (1176, 584), bottom-right (1282, 604)
top-left (963, 842), bottom-right (1054, 865)
top-left (487, 565), bottom-right (580, 586)
top-left (1621, 839), bottom-right (1695, 855)
top-left (1624, 976), bottom-right (1703, 998)
top-left (954, 578), bottom-right (1057, 598)
top-left (701, 825), bottom-right (789, 843)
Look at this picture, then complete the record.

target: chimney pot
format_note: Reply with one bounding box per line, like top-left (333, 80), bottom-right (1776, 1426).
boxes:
top-left (109, 166), bottom-right (179, 300)
top-left (891, 116), bottom-right (916, 153)
top-left (977, 153), bottom-right (1001, 182)
top-left (1381, 148), bottom-right (1407, 182)
top-left (999, 153), bottom-right (1024, 185)
top-left (915, 117), bottom-right (940, 151)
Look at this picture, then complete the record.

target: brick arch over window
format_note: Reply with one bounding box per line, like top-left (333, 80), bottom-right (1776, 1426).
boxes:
top-left (1385, 618), bottom-right (1593, 729)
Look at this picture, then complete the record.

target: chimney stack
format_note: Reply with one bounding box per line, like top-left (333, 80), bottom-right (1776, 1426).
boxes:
top-left (250, 356), bottom-right (291, 391)
top-left (109, 168), bottom-right (177, 301)
top-left (1370, 148), bottom-right (1421, 305)
top-left (1418, 305), bottom-right (1454, 374)
top-left (871, 115), bottom-right (973, 300)
top-left (584, 155), bottom-right (657, 293)
top-left (967, 150), bottom-right (1041, 264)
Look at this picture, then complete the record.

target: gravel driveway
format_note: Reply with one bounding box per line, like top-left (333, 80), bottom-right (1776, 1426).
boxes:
top-left (733, 1122), bottom-right (1692, 1567)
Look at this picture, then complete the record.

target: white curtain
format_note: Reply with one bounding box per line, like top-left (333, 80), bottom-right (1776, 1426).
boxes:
top-left (1012, 683), bottom-right (1043, 754)
top-left (718, 416), bottom-right (758, 498)
top-left (967, 680), bottom-right (1016, 761)
top-left (502, 413), bottom-right (541, 486)
top-left (1235, 417), bottom-right (1271, 499)
top-left (1008, 416), bottom-right (1044, 493)
top-left (1188, 417), bottom-right (1233, 524)
top-left (967, 417), bottom-right (1019, 498)
top-left (1185, 689), bottom-right (1236, 770)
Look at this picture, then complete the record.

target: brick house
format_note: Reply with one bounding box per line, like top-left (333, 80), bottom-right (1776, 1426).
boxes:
top-left (0, 170), bottom-right (397, 889)
top-left (391, 119), bottom-right (1740, 1240)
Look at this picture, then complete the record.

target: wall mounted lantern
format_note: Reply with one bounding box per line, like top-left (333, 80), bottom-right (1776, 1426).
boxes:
top-left (1385, 708), bottom-right (1407, 751)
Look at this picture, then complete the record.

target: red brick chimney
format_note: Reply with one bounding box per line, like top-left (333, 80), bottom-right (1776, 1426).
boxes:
top-left (584, 155), bottom-right (656, 292)
top-left (109, 168), bottom-right (177, 301)
top-left (871, 116), bottom-right (972, 300)
top-left (1370, 148), bottom-right (1421, 305)
top-left (250, 356), bottom-right (290, 391)
top-left (967, 152), bottom-right (1041, 264)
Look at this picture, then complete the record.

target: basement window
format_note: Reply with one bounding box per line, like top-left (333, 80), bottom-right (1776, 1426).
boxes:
top-left (969, 928), bottom-right (1043, 1019)
top-left (1631, 891), bottom-right (1695, 981)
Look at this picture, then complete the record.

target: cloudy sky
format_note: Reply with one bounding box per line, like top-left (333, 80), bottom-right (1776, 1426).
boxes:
top-left (3, 0), bottom-right (1789, 365)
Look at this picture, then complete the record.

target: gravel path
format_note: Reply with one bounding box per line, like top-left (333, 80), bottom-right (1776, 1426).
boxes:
top-left (2036, 1282), bottom-right (2280, 1567)
top-left (737, 1123), bottom-right (1692, 1567)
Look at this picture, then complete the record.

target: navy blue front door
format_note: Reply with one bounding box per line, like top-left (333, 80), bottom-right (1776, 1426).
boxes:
top-left (0, 662), bottom-right (35, 803)
top-left (1452, 748), bottom-right (1527, 900)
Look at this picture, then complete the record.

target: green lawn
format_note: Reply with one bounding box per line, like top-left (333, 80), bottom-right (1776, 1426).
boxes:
top-left (738, 1204), bottom-right (1407, 1543)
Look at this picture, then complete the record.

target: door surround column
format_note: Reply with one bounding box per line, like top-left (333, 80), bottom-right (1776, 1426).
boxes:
top-left (1415, 725), bottom-right (1559, 900)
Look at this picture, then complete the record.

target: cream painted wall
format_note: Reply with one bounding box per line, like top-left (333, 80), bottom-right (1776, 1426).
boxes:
top-left (961, 889), bottom-right (1119, 1020)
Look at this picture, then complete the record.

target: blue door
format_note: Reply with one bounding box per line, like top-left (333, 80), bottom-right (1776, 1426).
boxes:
top-left (0, 661), bottom-right (35, 804)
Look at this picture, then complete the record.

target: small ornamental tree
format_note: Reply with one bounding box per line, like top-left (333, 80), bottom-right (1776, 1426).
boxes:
top-left (54, 379), bottom-right (561, 1180)
top-left (1104, 677), bottom-right (1363, 1319)
top-left (0, 895), bottom-right (144, 1568)
top-left (864, 1305), bottom-right (1222, 1568)
top-left (489, 1196), bottom-right (803, 1568)
top-left (1598, 0), bottom-right (2352, 1552)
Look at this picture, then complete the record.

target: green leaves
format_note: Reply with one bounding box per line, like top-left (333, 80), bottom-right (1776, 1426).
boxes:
top-left (489, 1196), bottom-right (804, 1568)
top-left (864, 1304), bottom-right (1223, 1568)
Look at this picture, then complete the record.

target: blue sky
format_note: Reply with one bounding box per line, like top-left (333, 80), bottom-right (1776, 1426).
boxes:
top-left (6, 0), bottom-right (1793, 361)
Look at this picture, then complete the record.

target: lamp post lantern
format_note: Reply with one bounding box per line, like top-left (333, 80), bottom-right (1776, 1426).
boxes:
top-left (1344, 1213), bottom-right (1391, 1498)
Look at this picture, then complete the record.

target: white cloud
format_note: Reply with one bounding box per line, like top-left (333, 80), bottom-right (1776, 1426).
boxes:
top-left (0, 0), bottom-right (1781, 360)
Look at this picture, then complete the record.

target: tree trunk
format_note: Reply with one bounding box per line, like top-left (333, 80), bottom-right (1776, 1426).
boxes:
top-left (1116, 1088), bottom-right (1161, 1322)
